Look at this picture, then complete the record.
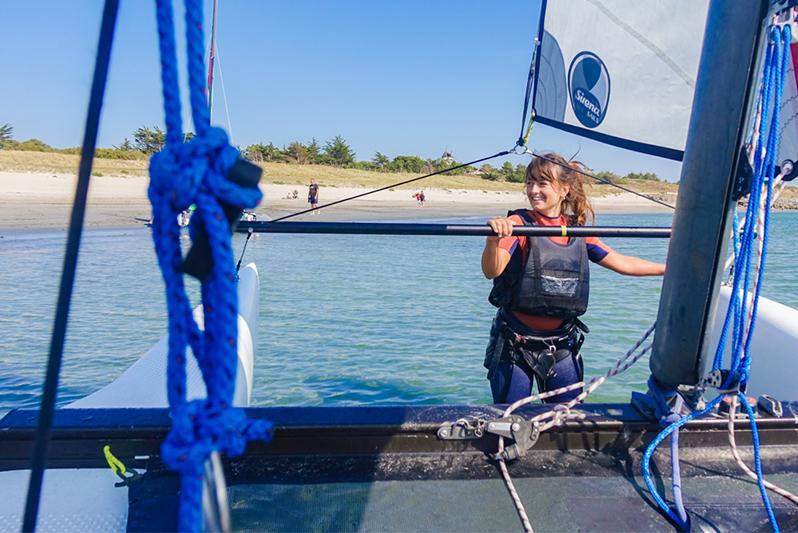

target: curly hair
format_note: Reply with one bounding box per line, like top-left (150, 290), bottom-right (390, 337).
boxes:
top-left (525, 152), bottom-right (594, 226)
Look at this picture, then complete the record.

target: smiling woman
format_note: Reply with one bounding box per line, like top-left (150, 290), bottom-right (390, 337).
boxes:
top-left (480, 152), bottom-right (666, 406)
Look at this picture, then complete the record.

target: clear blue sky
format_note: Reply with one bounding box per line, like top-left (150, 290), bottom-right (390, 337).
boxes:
top-left (0, 0), bottom-right (682, 180)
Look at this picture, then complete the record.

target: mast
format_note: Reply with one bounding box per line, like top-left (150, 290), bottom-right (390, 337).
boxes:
top-left (649, 0), bottom-right (768, 387)
top-left (207, 0), bottom-right (219, 121)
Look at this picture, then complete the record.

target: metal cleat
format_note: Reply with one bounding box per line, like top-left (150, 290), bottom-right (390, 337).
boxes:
top-left (757, 394), bottom-right (784, 417)
top-left (437, 418), bottom-right (486, 440)
top-left (437, 415), bottom-right (541, 461)
top-left (485, 415), bottom-right (540, 462)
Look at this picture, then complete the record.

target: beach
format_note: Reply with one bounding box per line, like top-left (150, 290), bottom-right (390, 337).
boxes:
top-left (0, 170), bottom-right (673, 232)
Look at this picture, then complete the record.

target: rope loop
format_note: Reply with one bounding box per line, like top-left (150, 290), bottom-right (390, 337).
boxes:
top-left (149, 144), bottom-right (200, 211)
top-left (149, 127), bottom-right (254, 213)
top-left (161, 400), bottom-right (272, 477)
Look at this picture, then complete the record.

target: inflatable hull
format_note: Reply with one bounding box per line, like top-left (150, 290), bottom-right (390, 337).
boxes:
top-left (705, 286), bottom-right (798, 400)
top-left (0, 262), bottom-right (260, 531)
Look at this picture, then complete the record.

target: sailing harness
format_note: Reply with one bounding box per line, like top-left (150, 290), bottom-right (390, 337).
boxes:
top-left (484, 309), bottom-right (588, 402)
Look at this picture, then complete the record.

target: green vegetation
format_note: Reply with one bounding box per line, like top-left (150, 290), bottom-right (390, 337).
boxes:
top-left (0, 123), bottom-right (670, 192)
top-left (595, 170), bottom-right (662, 183)
top-left (0, 123), bottom-right (12, 149)
top-left (242, 137), bottom-right (479, 176)
top-left (132, 125), bottom-right (165, 154)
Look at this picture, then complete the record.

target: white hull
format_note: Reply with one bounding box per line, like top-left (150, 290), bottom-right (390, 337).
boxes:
top-left (0, 263), bottom-right (260, 532)
top-left (705, 286), bottom-right (798, 400)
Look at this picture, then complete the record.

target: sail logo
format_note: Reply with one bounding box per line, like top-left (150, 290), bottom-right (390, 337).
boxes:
top-left (568, 52), bottom-right (610, 128)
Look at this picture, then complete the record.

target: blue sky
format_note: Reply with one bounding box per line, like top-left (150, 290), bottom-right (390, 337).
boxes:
top-left (0, 0), bottom-right (682, 180)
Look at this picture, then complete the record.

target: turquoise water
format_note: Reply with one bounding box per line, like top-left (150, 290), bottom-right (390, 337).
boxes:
top-left (1, 212), bottom-right (796, 412)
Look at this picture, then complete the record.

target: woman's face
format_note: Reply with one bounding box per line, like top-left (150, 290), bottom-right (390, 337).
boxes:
top-left (525, 175), bottom-right (569, 215)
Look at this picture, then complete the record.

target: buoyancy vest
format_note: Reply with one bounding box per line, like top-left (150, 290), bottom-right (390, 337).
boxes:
top-left (488, 209), bottom-right (590, 318)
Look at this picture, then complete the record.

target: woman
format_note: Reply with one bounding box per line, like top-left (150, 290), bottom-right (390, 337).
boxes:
top-left (481, 153), bottom-right (665, 404)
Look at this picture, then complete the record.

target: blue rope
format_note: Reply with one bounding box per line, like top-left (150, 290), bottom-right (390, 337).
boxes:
top-left (642, 395), bottom-right (723, 530)
top-left (643, 25), bottom-right (790, 532)
top-left (721, 31), bottom-right (778, 383)
top-left (150, 1), bottom-right (271, 530)
top-left (634, 378), bottom-right (694, 530)
top-left (741, 25), bottom-right (790, 373)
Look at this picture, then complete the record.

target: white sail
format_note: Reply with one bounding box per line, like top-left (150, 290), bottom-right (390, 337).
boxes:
top-left (532, 0), bottom-right (710, 160)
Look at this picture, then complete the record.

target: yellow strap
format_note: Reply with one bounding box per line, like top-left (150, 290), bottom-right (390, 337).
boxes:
top-left (521, 110), bottom-right (537, 148)
top-left (561, 225), bottom-right (568, 237)
top-left (103, 445), bottom-right (127, 476)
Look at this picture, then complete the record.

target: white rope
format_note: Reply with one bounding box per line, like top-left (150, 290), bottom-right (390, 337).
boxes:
top-left (726, 142), bottom-right (798, 505)
top-left (496, 323), bottom-right (656, 532)
top-left (727, 396), bottom-right (798, 504)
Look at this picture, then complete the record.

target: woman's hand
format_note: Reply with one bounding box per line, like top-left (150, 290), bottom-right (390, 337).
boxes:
top-left (487, 216), bottom-right (516, 240)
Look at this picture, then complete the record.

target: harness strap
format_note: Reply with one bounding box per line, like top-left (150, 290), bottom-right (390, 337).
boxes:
top-left (500, 320), bottom-right (586, 383)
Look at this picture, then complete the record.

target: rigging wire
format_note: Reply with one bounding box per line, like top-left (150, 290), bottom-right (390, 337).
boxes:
top-left (22, 1), bottom-right (120, 531)
top-left (235, 227), bottom-right (254, 273)
top-left (214, 41), bottom-right (235, 146)
top-left (207, 0), bottom-right (219, 118)
top-left (269, 149), bottom-right (511, 222)
top-left (526, 150), bottom-right (676, 210)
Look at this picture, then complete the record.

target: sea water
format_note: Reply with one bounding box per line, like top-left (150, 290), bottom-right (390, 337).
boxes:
top-left (1, 212), bottom-right (797, 412)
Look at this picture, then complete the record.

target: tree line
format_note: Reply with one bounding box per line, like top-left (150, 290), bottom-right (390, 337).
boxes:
top-left (0, 123), bottom-right (662, 183)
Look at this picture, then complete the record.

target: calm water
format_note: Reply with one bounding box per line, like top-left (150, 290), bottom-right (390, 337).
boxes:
top-left (1, 212), bottom-right (797, 412)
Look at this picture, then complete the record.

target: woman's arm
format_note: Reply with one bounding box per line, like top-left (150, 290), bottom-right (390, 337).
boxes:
top-left (482, 239), bottom-right (512, 279)
top-left (597, 250), bottom-right (666, 276)
top-left (482, 217), bottom-right (515, 279)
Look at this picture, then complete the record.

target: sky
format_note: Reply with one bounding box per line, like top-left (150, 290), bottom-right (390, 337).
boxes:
top-left (0, 0), bottom-right (683, 181)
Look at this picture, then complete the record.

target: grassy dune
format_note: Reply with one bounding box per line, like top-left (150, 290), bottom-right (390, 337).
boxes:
top-left (0, 149), bottom-right (683, 200)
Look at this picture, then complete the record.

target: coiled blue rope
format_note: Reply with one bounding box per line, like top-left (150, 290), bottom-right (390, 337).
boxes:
top-left (643, 25), bottom-right (790, 532)
top-left (149, 1), bottom-right (271, 530)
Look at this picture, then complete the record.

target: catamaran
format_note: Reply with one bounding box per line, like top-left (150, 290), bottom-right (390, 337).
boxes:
top-left (3, 1), bottom-right (798, 531)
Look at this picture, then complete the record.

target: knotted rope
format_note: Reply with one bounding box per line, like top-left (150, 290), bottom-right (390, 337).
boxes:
top-left (149, 0), bottom-right (271, 530)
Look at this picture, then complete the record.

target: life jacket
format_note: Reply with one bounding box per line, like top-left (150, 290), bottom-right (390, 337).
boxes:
top-left (488, 209), bottom-right (590, 318)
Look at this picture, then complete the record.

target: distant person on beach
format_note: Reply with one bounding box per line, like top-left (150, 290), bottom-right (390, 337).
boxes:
top-left (481, 153), bottom-right (666, 405)
top-left (419, 190), bottom-right (426, 206)
top-left (308, 179), bottom-right (320, 214)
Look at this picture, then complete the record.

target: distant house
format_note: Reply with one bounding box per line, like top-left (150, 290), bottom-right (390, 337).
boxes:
top-left (440, 150), bottom-right (454, 164)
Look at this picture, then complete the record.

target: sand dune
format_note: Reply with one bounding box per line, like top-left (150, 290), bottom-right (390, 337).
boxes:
top-left (0, 171), bottom-right (672, 231)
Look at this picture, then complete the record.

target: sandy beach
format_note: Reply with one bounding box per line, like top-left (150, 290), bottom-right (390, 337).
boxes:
top-left (0, 171), bottom-right (672, 232)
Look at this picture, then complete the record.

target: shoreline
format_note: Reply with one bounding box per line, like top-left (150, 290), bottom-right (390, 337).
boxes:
top-left (0, 171), bottom-right (673, 232)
